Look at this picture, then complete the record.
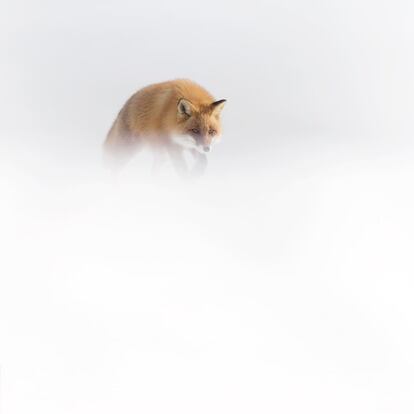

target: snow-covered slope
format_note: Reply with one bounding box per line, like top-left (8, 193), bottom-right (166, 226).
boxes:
top-left (1, 0), bottom-right (414, 412)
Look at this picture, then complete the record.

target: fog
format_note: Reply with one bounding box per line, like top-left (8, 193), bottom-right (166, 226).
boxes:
top-left (1, 0), bottom-right (414, 413)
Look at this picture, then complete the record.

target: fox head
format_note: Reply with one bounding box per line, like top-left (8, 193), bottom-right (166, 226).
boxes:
top-left (175, 98), bottom-right (226, 153)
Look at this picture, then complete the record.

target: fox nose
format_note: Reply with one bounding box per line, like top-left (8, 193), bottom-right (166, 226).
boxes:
top-left (203, 146), bottom-right (210, 153)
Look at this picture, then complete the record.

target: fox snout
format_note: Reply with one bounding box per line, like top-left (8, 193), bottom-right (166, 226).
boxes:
top-left (188, 133), bottom-right (215, 153)
top-left (193, 140), bottom-right (211, 154)
top-left (197, 136), bottom-right (215, 153)
top-left (197, 135), bottom-right (212, 153)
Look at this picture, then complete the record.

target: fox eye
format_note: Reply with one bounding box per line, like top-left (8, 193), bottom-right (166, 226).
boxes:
top-left (209, 129), bottom-right (217, 135)
top-left (190, 128), bottom-right (200, 134)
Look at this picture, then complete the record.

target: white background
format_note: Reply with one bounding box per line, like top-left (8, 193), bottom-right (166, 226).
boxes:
top-left (1, 0), bottom-right (414, 413)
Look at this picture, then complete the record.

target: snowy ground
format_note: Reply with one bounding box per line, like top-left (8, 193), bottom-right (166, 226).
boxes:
top-left (1, 139), bottom-right (413, 413)
top-left (1, 0), bottom-right (414, 412)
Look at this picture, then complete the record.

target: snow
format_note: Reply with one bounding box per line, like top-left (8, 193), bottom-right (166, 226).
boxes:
top-left (1, 0), bottom-right (414, 412)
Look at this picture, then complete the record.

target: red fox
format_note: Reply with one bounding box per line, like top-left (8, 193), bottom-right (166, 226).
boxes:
top-left (103, 79), bottom-right (226, 176)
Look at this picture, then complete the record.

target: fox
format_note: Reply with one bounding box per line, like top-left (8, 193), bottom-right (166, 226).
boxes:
top-left (103, 79), bottom-right (226, 177)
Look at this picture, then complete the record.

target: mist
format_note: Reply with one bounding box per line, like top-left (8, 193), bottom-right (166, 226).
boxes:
top-left (1, 0), bottom-right (414, 413)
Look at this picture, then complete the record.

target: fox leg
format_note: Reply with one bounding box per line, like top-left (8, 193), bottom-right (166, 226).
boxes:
top-left (167, 144), bottom-right (188, 178)
top-left (151, 148), bottom-right (167, 177)
top-left (190, 150), bottom-right (208, 177)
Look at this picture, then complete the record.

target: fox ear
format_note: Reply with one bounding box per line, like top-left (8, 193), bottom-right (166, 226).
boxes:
top-left (177, 99), bottom-right (194, 117)
top-left (210, 99), bottom-right (226, 115)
